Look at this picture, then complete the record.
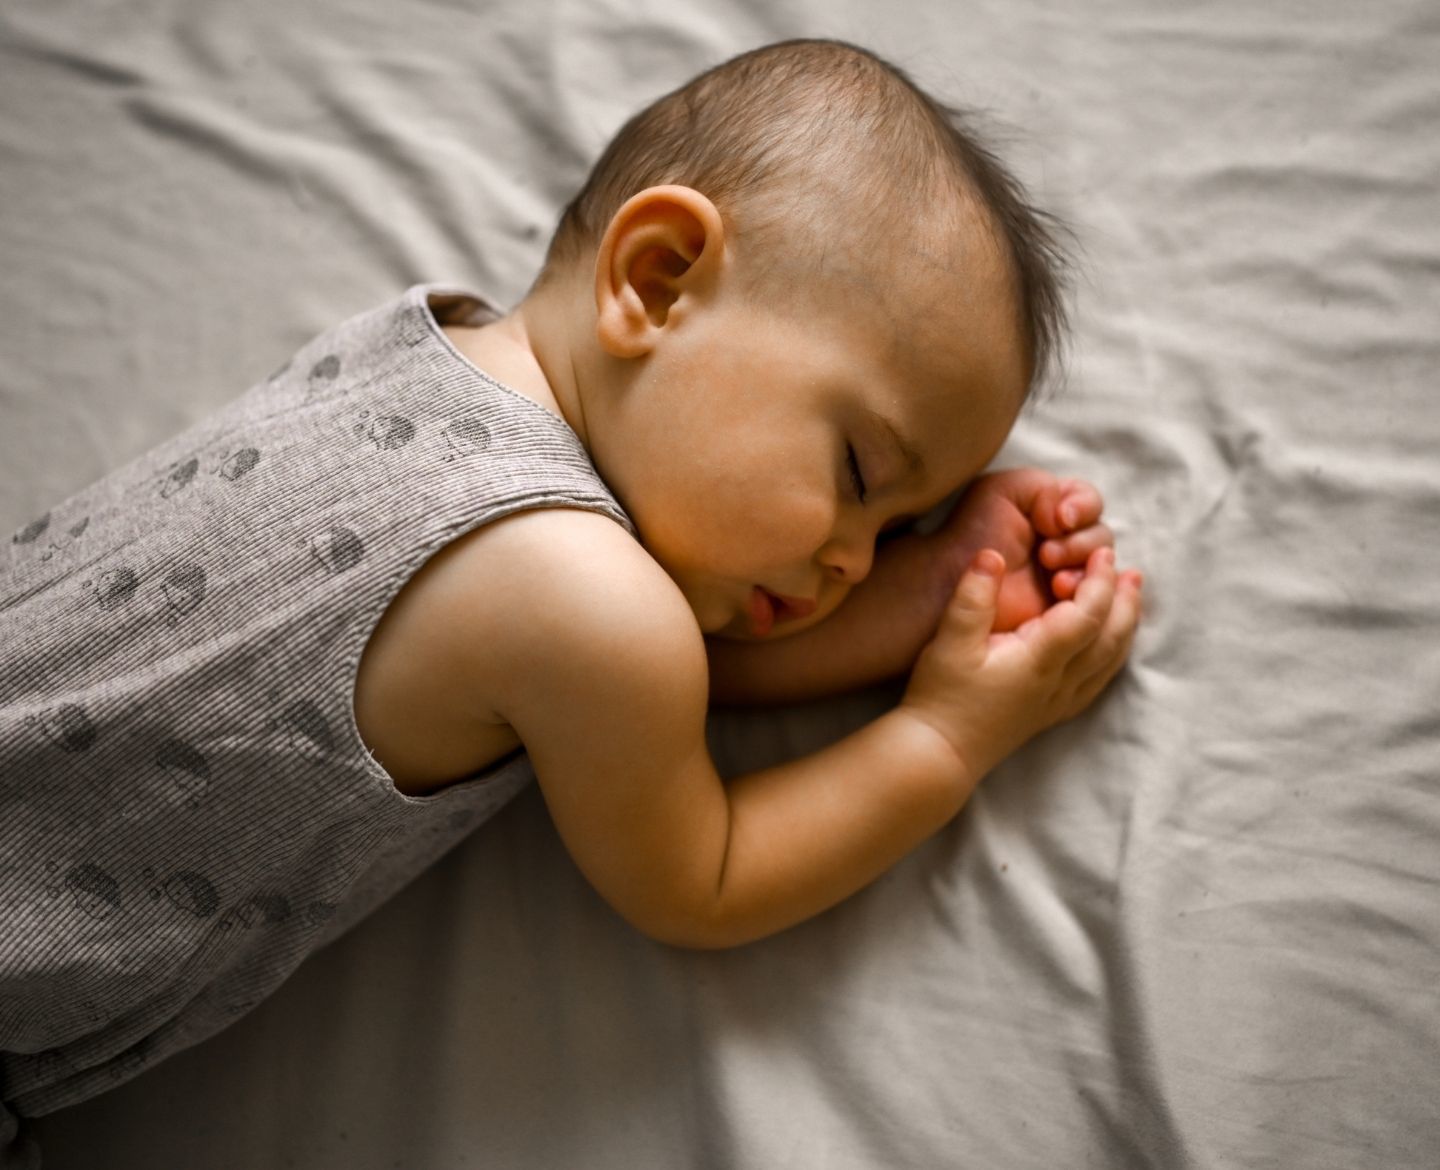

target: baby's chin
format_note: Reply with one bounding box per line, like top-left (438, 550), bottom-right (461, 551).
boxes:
top-left (703, 614), bottom-right (761, 642)
top-left (686, 581), bottom-right (841, 641)
top-left (704, 609), bottom-right (827, 643)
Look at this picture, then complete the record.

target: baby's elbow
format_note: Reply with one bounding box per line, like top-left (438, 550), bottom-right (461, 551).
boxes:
top-left (620, 903), bottom-right (729, 951)
top-left (637, 924), bottom-right (749, 951)
top-left (621, 896), bottom-right (768, 952)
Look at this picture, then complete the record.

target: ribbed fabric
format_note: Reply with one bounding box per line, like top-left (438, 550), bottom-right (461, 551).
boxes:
top-left (0, 284), bottom-right (634, 1118)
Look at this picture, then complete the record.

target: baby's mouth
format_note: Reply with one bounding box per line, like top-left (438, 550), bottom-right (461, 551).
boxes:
top-left (746, 587), bottom-right (817, 637)
top-left (769, 590), bottom-right (817, 623)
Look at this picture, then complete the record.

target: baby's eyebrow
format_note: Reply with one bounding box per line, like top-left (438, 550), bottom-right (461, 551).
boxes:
top-left (865, 408), bottom-right (925, 480)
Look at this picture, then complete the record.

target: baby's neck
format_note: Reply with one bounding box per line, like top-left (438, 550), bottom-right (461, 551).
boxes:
top-left (443, 295), bottom-right (590, 447)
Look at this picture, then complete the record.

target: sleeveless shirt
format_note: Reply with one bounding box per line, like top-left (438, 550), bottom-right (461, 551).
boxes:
top-left (0, 283), bottom-right (635, 1118)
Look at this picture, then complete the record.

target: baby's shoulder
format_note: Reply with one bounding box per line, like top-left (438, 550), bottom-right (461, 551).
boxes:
top-left (432, 507), bottom-right (708, 741)
top-left (446, 504), bottom-right (679, 621)
top-left (370, 505), bottom-right (698, 710)
top-left (355, 505), bottom-right (701, 792)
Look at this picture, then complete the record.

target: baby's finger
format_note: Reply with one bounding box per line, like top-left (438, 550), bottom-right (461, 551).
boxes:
top-left (1021, 548), bottom-right (1117, 667)
top-left (1050, 568), bottom-right (1083, 600)
top-left (1058, 481), bottom-right (1104, 532)
top-left (1039, 523), bottom-right (1114, 570)
top-left (1069, 570), bottom-right (1143, 704)
top-left (1031, 479), bottom-right (1105, 539)
top-left (936, 548), bottom-right (1004, 645)
top-left (1069, 547), bottom-right (1119, 625)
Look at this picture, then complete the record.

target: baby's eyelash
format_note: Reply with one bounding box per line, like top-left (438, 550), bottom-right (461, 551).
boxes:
top-left (846, 444), bottom-right (868, 503)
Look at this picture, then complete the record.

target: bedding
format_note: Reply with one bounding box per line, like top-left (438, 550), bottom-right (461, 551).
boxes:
top-left (3, 0), bottom-right (1437, 1166)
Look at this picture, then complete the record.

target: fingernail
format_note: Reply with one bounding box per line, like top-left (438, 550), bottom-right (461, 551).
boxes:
top-left (1061, 503), bottom-right (1078, 527)
top-left (974, 549), bottom-right (1003, 577)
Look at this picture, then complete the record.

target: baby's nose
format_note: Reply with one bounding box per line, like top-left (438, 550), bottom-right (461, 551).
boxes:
top-left (818, 532), bottom-right (874, 586)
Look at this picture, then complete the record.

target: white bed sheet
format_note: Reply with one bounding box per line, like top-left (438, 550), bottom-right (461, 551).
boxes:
top-left (3, 0), bottom-right (1437, 1166)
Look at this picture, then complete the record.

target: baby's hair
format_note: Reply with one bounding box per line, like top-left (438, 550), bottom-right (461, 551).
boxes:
top-left (537, 38), bottom-right (1071, 395)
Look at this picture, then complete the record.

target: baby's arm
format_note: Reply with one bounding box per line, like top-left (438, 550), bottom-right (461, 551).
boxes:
top-left (460, 507), bottom-right (1137, 949)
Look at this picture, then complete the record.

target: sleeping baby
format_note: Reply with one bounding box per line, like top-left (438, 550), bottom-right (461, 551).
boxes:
top-left (0, 36), bottom-right (1141, 1155)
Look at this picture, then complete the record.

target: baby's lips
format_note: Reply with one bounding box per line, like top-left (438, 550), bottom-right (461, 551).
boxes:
top-left (768, 590), bottom-right (817, 623)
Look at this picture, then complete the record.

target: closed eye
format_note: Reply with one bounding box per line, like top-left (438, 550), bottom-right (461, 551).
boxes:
top-left (879, 513), bottom-right (919, 540)
top-left (845, 444), bottom-right (868, 503)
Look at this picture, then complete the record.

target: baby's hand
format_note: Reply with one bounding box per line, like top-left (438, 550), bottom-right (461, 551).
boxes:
top-left (933, 469), bottom-right (1116, 633)
top-left (899, 545), bottom-right (1142, 783)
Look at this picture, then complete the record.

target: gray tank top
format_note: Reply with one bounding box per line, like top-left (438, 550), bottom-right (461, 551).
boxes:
top-left (0, 283), bottom-right (634, 1118)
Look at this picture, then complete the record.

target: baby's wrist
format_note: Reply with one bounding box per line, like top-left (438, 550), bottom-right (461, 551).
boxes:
top-left (881, 704), bottom-right (987, 804)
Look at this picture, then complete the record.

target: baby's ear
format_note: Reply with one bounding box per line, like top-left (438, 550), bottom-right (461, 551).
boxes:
top-left (594, 185), bottom-right (725, 358)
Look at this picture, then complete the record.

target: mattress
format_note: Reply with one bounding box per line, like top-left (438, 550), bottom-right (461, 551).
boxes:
top-left (3, 0), bottom-right (1437, 1166)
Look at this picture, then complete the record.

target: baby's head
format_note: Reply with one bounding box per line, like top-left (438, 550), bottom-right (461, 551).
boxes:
top-left (537, 39), bottom-right (1067, 389)
top-left (523, 39), bottom-right (1071, 638)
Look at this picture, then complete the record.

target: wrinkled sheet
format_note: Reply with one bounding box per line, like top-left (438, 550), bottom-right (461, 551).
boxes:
top-left (3, 0), bottom-right (1437, 1166)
